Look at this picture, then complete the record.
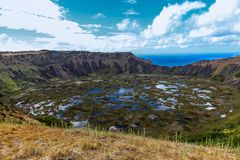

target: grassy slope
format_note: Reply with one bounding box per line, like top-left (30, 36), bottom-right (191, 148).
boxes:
top-left (0, 124), bottom-right (239, 160)
top-left (0, 76), bottom-right (20, 96)
top-left (0, 103), bottom-right (39, 125)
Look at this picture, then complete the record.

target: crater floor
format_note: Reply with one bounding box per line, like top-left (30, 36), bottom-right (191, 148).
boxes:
top-left (8, 74), bottom-right (240, 137)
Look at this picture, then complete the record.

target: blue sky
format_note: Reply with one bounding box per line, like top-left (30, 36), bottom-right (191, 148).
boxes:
top-left (0, 0), bottom-right (239, 54)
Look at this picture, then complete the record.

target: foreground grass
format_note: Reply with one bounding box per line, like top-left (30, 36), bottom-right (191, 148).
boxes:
top-left (0, 124), bottom-right (239, 160)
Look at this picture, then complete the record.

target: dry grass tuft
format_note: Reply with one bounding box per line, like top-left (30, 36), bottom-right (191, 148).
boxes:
top-left (0, 124), bottom-right (239, 160)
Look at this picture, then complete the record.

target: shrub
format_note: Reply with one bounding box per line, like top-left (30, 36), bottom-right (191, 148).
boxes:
top-left (37, 116), bottom-right (70, 128)
top-left (212, 75), bottom-right (225, 82)
top-left (235, 73), bottom-right (240, 78)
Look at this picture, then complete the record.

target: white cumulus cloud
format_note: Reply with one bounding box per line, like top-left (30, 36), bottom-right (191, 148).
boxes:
top-left (186, 0), bottom-right (240, 46)
top-left (0, 0), bottom-right (139, 51)
top-left (116, 18), bottom-right (140, 31)
top-left (196, 0), bottom-right (240, 26)
top-left (0, 33), bottom-right (36, 51)
top-left (141, 0), bottom-right (240, 50)
top-left (0, 0), bottom-right (239, 52)
top-left (141, 1), bottom-right (206, 39)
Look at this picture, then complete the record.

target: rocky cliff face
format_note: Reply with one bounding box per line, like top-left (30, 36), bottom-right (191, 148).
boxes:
top-left (167, 56), bottom-right (240, 88)
top-left (0, 50), bottom-right (157, 81)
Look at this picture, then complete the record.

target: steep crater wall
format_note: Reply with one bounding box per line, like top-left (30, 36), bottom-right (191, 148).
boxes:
top-left (0, 50), bottom-right (158, 81)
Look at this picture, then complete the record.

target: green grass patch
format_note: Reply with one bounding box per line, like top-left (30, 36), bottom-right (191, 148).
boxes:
top-left (235, 73), bottom-right (240, 78)
top-left (37, 116), bottom-right (71, 128)
top-left (0, 76), bottom-right (20, 92)
top-left (212, 75), bottom-right (225, 82)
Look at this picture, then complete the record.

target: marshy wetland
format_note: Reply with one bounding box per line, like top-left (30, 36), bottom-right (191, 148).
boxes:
top-left (4, 74), bottom-right (240, 138)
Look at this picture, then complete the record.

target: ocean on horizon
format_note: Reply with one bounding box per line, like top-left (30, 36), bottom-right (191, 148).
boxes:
top-left (137, 53), bottom-right (240, 67)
